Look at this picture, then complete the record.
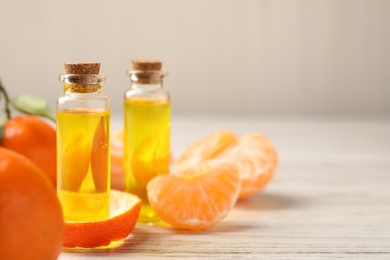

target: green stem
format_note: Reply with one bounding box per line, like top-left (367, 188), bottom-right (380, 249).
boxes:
top-left (0, 79), bottom-right (11, 120)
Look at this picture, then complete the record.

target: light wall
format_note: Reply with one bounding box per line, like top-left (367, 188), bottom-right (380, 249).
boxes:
top-left (0, 0), bottom-right (389, 117)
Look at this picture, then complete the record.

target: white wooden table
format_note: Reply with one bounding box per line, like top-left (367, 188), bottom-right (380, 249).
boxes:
top-left (59, 116), bottom-right (390, 259)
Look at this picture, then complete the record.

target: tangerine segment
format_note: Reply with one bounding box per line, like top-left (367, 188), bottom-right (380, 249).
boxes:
top-left (175, 131), bottom-right (278, 200)
top-left (175, 130), bottom-right (237, 171)
top-left (64, 190), bottom-right (141, 248)
top-left (147, 164), bottom-right (240, 230)
top-left (216, 133), bottom-right (278, 199)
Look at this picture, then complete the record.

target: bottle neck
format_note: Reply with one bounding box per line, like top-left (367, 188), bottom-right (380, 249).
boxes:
top-left (128, 70), bottom-right (166, 91)
top-left (59, 74), bottom-right (106, 94)
top-left (130, 82), bottom-right (163, 91)
top-left (64, 83), bottom-right (102, 94)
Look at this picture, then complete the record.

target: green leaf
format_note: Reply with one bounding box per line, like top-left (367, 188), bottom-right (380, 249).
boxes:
top-left (12, 95), bottom-right (56, 122)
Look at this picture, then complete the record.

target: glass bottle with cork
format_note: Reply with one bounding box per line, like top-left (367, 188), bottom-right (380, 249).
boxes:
top-left (57, 62), bottom-right (110, 222)
top-left (124, 60), bottom-right (170, 222)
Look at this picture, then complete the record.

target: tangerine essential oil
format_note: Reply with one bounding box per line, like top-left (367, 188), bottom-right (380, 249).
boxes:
top-left (57, 110), bottom-right (110, 222)
top-left (57, 62), bottom-right (110, 223)
top-left (124, 99), bottom-right (170, 222)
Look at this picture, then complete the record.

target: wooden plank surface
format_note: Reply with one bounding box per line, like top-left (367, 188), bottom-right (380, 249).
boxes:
top-left (59, 117), bottom-right (390, 259)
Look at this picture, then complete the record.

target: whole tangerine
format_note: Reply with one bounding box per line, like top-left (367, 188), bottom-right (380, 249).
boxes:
top-left (1, 115), bottom-right (57, 186)
top-left (0, 147), bottom-right (64, 260)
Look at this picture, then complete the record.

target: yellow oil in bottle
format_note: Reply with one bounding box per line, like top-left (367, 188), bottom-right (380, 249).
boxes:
top-left (124, 97), bottom-right (170, 222)
top-left (57, 109), bottom-right (110, 222)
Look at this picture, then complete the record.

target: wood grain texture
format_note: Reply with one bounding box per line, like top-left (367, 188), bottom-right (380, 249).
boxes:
top-left (59, 117), bottom-right (390, 259)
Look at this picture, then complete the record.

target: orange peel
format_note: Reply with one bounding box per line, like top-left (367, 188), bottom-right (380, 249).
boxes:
top-left (64, 190), bottom-right (141, 248)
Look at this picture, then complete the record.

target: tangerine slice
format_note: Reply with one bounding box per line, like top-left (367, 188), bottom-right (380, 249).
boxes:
top-left (175, 130), bottom-right (237, 171)
top-left (175, 130), bottom-right (278, 200)
top-left (147, 164), bottom-right (240, 230)
top-left (216, 132), bottom-right (278, 199)
top-left (64, 190), bottom-right (141, 248)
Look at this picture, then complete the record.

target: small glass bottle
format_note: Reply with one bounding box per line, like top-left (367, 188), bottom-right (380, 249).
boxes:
top-left (124, 60), bottom-right (170, 222)
top-left (57, 62), bottom-right (110, 222)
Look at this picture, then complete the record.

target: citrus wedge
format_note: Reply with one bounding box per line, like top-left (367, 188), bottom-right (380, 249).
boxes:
top-left (175, 130), bottom-right (278, 200)
top-left (64, 190), bottom-right (141, 248)
top-left (215, 132), bottom-right (278, 199)
top-left (147, 164), bottom-right (240, 230)
top-left (175, 130), bottom-right (237, 171)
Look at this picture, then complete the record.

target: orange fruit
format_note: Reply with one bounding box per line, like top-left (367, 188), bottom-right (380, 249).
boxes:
top-left (0, 147), bottom-right (64, 260)
top-left (64, 190), bottom-right (141, 248)
top-left (1, 115), bottom-right (57, 187)
top-left (175, 130), bottom-right (278, 199)
top-left (147, 164), bottom-right (240, 230)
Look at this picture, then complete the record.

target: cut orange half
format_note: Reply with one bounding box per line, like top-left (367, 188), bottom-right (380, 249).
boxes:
top-left (64, 190), bottom-right (141, 248)
top-left (147, 164), bottom-right (240, 230)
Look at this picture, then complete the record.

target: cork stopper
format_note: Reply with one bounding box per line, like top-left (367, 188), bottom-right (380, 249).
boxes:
top-left (129, 60), bottom-right (163, 84)
top-left (131, 60), bottom-right (162, 71)
top-left (64, 62), bottom-right (101, 74)
top-left (61, 62), bottom-right (105, 90)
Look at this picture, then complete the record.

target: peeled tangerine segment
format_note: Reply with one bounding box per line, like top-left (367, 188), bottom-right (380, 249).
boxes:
top-left (216, 132), bottom-right (278, 199)
top-left (147, 163), bottom-right (241, 230)
top-left (64, 190), bottom-right (141, 248)
top-left (175, 130), bottom-right (278, 199)
top-left (175, 129), bottom-right (238, 171)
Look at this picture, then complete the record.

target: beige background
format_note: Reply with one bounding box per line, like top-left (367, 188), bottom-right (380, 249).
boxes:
top-left (0, 0), bottom-right (389, 117)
